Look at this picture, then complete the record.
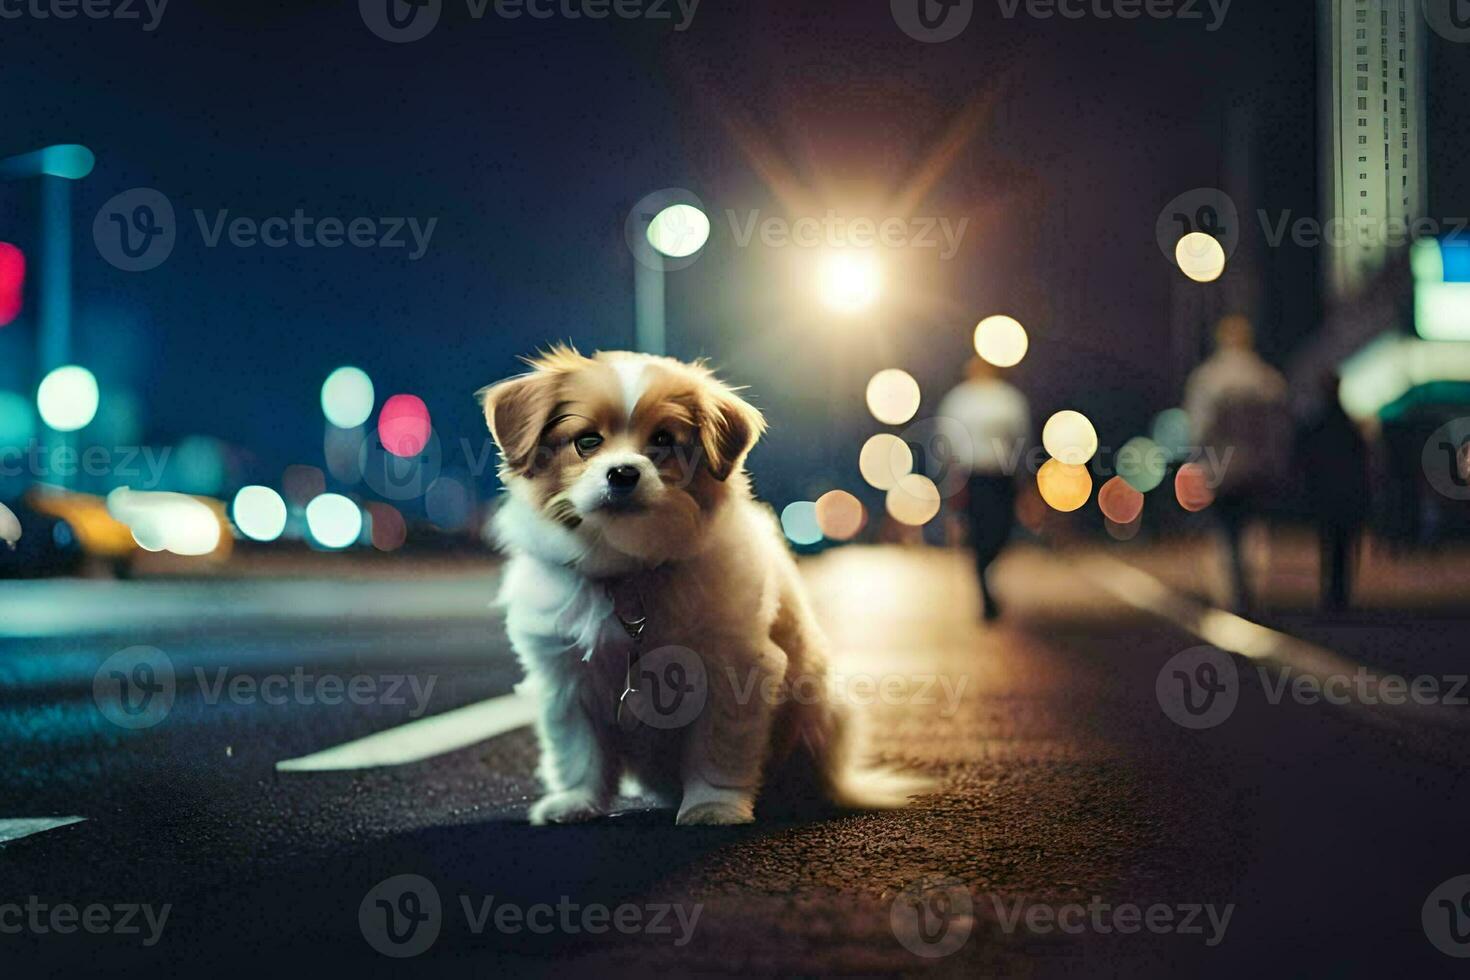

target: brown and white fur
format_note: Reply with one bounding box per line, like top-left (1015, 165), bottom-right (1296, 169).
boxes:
top-left (479, 345), bottom-right (927, 825)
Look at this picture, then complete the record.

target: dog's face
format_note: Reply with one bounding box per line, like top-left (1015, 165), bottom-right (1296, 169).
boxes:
top-left (479, 347), bottom-right (765, 568)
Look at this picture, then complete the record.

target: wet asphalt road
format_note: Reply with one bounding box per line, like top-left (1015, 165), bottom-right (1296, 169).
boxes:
top-left (2, 545), bottom-right (1469, 978)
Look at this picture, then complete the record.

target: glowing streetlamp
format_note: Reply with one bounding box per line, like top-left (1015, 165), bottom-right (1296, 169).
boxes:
top-left (627, 190), bottom-right (710, 356)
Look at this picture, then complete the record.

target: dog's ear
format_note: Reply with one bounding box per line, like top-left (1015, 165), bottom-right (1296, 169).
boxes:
top-left (698, 382), bottom-right (766, 482)
top-left (477, 371), bottom-right (560, 475)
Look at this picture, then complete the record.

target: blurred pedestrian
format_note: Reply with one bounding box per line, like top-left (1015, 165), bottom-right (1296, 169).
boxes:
top-left (938, 357), bottom-right (1030, 621)
top-left (1299, 372), bottom-right (1369, 611)
top-left (1183, 316), bottom-right (1291, 614)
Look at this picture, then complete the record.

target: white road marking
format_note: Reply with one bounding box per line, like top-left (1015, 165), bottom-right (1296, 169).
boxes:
top-left (276, 689), bottom-right (536, 772)
top-left (0, 817), bottom-right (86, 844)
top-left (1080, 554), bottom-right (1469, 730)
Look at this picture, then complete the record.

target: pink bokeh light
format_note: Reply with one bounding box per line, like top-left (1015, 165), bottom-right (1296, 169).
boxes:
top-left (378, 394), bottom-right (432, 458)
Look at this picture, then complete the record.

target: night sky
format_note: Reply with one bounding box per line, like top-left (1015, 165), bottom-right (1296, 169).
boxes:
top-left (1, 0), bottom-right (1466, 508)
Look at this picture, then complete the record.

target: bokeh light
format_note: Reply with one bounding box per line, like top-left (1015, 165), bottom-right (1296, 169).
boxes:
top-left (1175, 463), bottom-right (1215, 512)
top-left (305, 493), bottom-right (363, 549)
top-left (646, 204), bottom-right (711, 259)
top-left (1098, 476), bottom-right (1145, 524)
top-left (818, 251), bottom-right (881, 314)
top-left (0, 391), bottom-right (36, 447)
top-left (859, 433), bottom-right (912, 490)
top-left (0, 242), bottom-right (24, 327)
top-left (1041, 410), bottom-right (1098, 465)
top-left (36, 365), bottom-right (99, 432)
top-left (172, 436), bottom-right (227, 496)
top-left (378, 394), bottom-right (432, 458)
top-left (973, 315), bottom-right (1029, 368)
top-left (366, 502), bottom-right (407, 552)
top-left (1116, 436), bottom-right (1167, 493)
top-left (108, 489), bottom-right (223, 557)
top-left (321, 366), bottom-right (375, 429)
top-left (1036, 458), bottom-right (1093, 513)
top-left (780, 501), bottom-right (823, 545)
top-left (815, 490), bottom-right (865, 541)
top-left (885, 473), bottom-right (941, 527)
top-left (866, 369), bottom-right (921, 426)
top-left (426, 475), bottom-right (474, 531)
top-left (1151, 408), bottom-right (1193, 459)
top-left (1175, 232), bottom-right (1226, 283)
top-left (232, 486), bottom-right (288, 543)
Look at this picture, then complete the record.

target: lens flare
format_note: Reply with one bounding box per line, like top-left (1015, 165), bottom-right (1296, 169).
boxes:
top-left (866, 369), bottom-right (921, 426)
top-left (973, 315), bottom-right (1029, 368)
top-left (1041, 410), bottom-right (1098, 466)
top-left (1037, 459), bottom-right (1092, 513)
top-left (818, 251), bottom-right (881, 314)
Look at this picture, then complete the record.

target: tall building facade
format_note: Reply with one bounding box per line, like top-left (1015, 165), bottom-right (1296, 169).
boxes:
top-left (1320, 0), bottom-right (1429, 298)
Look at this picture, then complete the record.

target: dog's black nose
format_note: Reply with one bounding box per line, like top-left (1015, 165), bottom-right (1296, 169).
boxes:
top-left (606, 465), bottom-right (641, 493)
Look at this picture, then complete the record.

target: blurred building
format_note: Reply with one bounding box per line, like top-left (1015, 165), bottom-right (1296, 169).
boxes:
top-left (1319, 0), bottom-right (1428, 299)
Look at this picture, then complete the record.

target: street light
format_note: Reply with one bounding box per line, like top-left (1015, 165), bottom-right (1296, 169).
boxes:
top-left (817, 250), bottom-right (881, 314)
top-left (627, 189), bottom-right (710, 356)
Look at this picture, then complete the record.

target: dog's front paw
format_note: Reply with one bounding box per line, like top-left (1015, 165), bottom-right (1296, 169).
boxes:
top-left (675, 799), bottom-right (755, 826)
top-left (530, 790), bottom-right (606, 825)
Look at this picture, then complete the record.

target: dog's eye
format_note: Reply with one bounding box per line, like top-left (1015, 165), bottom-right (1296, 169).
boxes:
top-left (574, 433), bottom-right (604, 455)
top-left (648, 430), bottom-right (675, 450)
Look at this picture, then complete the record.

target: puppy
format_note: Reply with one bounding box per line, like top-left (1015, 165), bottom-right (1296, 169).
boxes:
top-left (479, 346), bottom-right (927, 825)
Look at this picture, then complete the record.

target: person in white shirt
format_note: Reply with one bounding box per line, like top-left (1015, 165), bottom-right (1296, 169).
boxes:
top-left (937, 358), bottom-right (1031, 620)
top-left (1182, 316), bottom-right (1291, 613)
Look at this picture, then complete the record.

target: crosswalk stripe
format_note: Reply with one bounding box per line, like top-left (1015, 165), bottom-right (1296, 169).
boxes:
top-left (0, 817), bottom-right (86, 844)
top-left (275, 689), bottom-right (537, 772)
